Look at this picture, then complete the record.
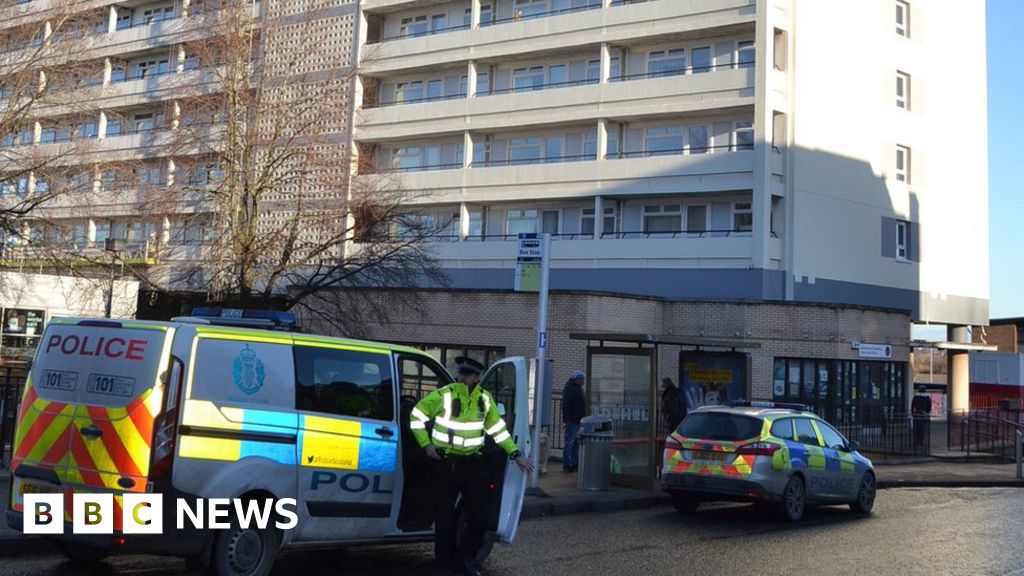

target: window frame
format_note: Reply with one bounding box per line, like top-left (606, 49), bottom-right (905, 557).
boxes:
top-left (895, 0), bottom-right (910, 38)
top-left (896, 71), bottom-right (910, 110)
top-left (736, 40), bottom-right (755, 69)
top-left (794, 417), bottom-right (821, 446)
top-left (294, 345), bottom-right (396, 422)
top-left (647, 48), bottom-right (686, 78)
top-left (733, 121), bottom-right (755, 151)
top-left (896, 219), bottom-right (909, 261)
top-left (895, 145), bottom-right (910, 183)
top-left (642, 204), bottom-right (682, 234)
top-left (733, 202), bottom-right (753, 232)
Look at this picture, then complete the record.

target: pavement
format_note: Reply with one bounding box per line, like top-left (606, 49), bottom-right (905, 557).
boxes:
top-left (1, 457), bottom-right (1022, 558)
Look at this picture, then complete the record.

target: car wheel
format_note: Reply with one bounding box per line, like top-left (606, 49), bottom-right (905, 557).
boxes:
top-left (778, 475), bottom-right (806, 522)
top-left (850, 472), bottom-right (877, 514)
top-left (55, 540), bottom-right (110, 565)
top-left (209, 518), bottom-right (280, 576)
top-left (672, 493), bottom-right (700, 514)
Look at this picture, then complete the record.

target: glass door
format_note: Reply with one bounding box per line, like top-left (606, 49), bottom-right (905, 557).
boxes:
top-left (586, 348), bottom-right (655, 488)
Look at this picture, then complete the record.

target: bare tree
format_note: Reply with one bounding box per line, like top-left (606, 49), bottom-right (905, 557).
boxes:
top-left (0, 0), bottom-right (101, 243)
top-left (155, 0), bottom-right (445, 321)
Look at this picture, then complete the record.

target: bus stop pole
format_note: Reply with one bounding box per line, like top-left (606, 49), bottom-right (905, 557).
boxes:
top-left (529, 234), bottom-right (550, 490)
top-left (1016, 429), bottom-right (1022, 480)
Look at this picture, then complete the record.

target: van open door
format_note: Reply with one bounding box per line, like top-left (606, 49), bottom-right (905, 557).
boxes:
top-left (478, 357), bottom-right (530, 544)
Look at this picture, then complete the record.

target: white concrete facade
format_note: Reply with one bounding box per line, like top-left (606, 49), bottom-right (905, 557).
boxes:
top-left (353, 0), bottom-right (989, 325)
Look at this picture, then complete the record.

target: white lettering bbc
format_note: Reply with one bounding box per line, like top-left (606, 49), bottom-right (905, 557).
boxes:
top-left (23, 494), bottom-right (298, 534)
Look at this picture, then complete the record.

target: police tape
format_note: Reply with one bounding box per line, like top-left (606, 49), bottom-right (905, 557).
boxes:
top-left (22, 494), bottom-right (298, 535)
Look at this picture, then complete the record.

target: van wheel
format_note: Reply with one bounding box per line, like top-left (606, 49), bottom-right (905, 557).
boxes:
top-left (778, 475), bottom-right (806, 522)
top-left (55, 540), bottom-right (110, 565)
top-left (209, 519), bottom-right (280, 576)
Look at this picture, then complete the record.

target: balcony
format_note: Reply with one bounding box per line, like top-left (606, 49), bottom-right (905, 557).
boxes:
top-left (358, 65), bottom-right (753, 141)
top-left (362, 0), bottom-right (756, 74)
top-left (357, 149), bottom-right (755, 204)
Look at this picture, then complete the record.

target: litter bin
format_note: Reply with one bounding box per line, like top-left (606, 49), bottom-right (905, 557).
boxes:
top-left (577, 415), bottom-right (614, 491)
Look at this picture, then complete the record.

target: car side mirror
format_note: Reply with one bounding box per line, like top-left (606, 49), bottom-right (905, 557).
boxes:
top-left (847, 440), bottom-right (861, 453)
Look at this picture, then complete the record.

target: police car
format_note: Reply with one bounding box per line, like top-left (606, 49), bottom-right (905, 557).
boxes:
top-left (6, 311), bottom-right (532, 575)
top-left (661, 402), bottom-right (876, 521)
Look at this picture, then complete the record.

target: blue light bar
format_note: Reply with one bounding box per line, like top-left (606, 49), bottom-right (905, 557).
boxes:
top-left (731, 400), bottom-right (810, 412)
top-left (190, 308), bottom-right (297, 326)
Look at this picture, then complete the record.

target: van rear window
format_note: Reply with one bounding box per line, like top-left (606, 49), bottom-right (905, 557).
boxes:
top-left (31, 323), bottom-right (167, 408)
top-left (678, 413), bottom-right (762, 441)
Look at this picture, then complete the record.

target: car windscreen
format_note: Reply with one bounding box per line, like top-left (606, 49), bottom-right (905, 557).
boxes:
top-left (677, 413), bottom-right (762, 441)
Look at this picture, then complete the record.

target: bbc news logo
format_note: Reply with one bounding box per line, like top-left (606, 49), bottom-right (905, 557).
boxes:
top-left (23, 494), bottom-right (298, 535)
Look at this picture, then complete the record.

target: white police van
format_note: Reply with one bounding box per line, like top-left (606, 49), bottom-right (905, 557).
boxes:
top-left (6, 310), bottom-right (531, 575)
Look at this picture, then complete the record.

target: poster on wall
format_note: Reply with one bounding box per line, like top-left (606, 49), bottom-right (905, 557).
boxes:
top-left (679, 352), bottom-right (748, 412)
top-left (2, 308), bottom-right (45, 335)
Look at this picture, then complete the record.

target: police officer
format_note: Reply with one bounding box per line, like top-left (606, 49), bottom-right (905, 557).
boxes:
top-left (409, 357), bottom-right (534, 576)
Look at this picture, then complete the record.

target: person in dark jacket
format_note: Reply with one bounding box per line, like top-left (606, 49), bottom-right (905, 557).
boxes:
top-left (562, 370), bottom-right (586, 472)
top-left (911, 385), bottom-right (932, 453)
top-left (661, 377), bottom-right (686, 433)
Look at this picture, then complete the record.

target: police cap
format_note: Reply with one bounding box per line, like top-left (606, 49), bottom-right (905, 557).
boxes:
top-left (455, 356), bottom-right (485, 376)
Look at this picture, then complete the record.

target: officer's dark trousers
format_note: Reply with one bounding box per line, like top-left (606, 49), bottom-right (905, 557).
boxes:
top-left (432, 454), bottom-right (488, 570)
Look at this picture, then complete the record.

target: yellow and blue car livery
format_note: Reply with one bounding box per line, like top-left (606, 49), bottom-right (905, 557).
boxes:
top-left (661, 403), bottom-right (874, 518)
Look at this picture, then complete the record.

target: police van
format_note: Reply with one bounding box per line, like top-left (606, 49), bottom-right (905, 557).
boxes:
top-left (6, 311), bottom-right (531, 575)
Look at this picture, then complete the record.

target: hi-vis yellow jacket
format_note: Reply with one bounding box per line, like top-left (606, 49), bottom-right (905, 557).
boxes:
top-left (410, 382), bottom-right (518, 456)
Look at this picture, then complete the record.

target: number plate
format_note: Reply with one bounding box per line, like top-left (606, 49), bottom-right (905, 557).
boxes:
top-left (693, 451), bottom-right (728, 462)
top-left (18, 481), bottom-right (59, 496)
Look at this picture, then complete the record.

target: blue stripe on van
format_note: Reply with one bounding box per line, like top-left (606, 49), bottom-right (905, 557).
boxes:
top-left (357, 422), bottom-right (397, 473)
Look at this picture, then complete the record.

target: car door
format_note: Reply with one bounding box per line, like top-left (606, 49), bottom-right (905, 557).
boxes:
top-left (792, 417), bottom-right (830, 500)
top-left (478, 357), bottom-right (530, 544)
top-left (292, 341), bottom-right (399, 543)
top-left (813, 420), bottom-right (858, 500)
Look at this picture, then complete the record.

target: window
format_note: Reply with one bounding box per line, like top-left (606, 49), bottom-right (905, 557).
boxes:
top-left (509, 136), bottom-right (542, 164)
top-left (896, 0), bottom-right (909, 37)
top-left (896, 71), bottom-right (910, 109)
top-left (737, 41), bottom-right (755, 69)
top-left (34, 174), bottom-right (49, 195)
top-left (427, 79), bottom-right (443, 101)
top-left (115, 9), bottom-right (132, 30)
top-left (896, 219), bottom-right (909, 260)
top-left (583, 132), bottom-right (598, 159)
top-left (476, 72), bottom-right (490, 95)
top-left (512, 66), bottom-right (545, 92)
top-left (643, 204), bottom-right (681, 233)
top-left (514, 0), bottom-right (548, 19)
top-left (480, 4), bottom-right (494, 25)
top-left (74, 120), bottom-right (98, 139)
top-left (506, 209), bottom-right (539, 234)
top-left (142, 5), bottom-right (174, 25)
top-left (770, 418), bottom-right (794, 440)
top-left (645, 125), bottom-right (683, 155)
top-left (192, 340), bottom-right (295, 408)
top-left (734, 121), bottom-right (754, 151)
top-left (816, 421), bottom-right (847, 450)
top-left (895, 145), bottom-right (910, 183)
top-left (647, 49), bottom-right (685, 77)
top-left (581, 207), bottom-right (615, 236)
top-left (106, 118), bottom-right (123, 137)
top-left (400, 15), bottom-right (428, 38)
top-left (733, 202), bottom-right (752, 232)
top-left (398, 355), bottom-right (449, 398)
top-left (685, 205), bottom-right (707, 233)
top-left (396, 81), bottom-right (424, 103)
top-left (678, 413), bottom-right (762, 441)
top-left (295, 346), bottom-right (394, 421)
top-left (545, 136), bottom-right (563, 161)
top-left (687, 125), bottom-right (709, 154)
top-left (132, 113), bottom-right (154, 133)
top-left (794, 418), bottom-right (819, 445)
top-left (586, 59), bottom-right (600, 83)
top-left (606, 127), bottom-right (619, 158)
top-left (548, 64), bottom-right (567, 87)
top-left (691, 46), bottom-right (711, 73)
top-left (431, 13), bottom-right (447, 33)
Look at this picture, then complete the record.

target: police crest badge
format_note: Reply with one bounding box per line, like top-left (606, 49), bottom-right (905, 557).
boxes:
top-left (232, 344), bottom-right (266, 395)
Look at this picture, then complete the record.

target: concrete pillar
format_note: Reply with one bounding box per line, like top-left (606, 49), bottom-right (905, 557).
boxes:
top-left (593, 196), bottom-right (604, 239)
top-left (43, 21), bottom-right (52, 40)
top-left (176, 45), bottom-right (186, 74)
top-left (602, 0), bottom-right (613, 7)
top-left (470, 0), bottom-right (481, 28)
top-left (459, 203), bottom-right (470, 240)
top-left (37, 71), bottom-right (46, 94)
top-left (462, 132), bottom-right (473, 169)
top-left (599, 43), bottom-right (611, 84)
top-left (98, 111), bottom-right (108, 139)
top-left (103, 58), bottom-right (112, 85)
top-left (32, 121), bottom-right (41, 145)
top-left (161, 217), bottom-right (171, 244)
top-left (108, 6), bottom-right (118, 34)
top-left (166, 158), bottom-right (176, 186)
top-left (181, 0), bottom-right (191, 17)
top-left (596, 119), bottom-right (608, 161)
top-left (93, 165), bottom-right (102, 194)
top-left (171, 101), bottom-right (181, 129)
top-left (88, 219), bottom-right (97, 244)
top-left (948, 326), bottom-right (972, 414)
top-left (467, 61), bottom-right (478, 98)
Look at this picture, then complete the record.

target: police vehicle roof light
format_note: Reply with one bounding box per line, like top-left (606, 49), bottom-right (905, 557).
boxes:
top-left (176, 308), bottom-right (298, 331)
top-left (731, 400), bottom-right (811, 412)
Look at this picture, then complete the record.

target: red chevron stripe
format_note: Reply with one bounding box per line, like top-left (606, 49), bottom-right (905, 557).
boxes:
top-left (68, 432), bottom-right (105, 488)
top-left (39, 426), bottom-right (72, 467)
top-left (127, 402), bottom-right (155, 449)
top-left (87, 407), bottom-right (142, 478)
top-left (16, 387), bottom-right (37, 423)
top-left (14, 408), bottom-right (59, 460)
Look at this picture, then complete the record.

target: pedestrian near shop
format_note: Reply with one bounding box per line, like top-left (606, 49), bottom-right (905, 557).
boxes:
top-left (661, 377), bottom-right (686, 433)
top-left (911, 385), bottom-right (932, 453)
top-left (409, 357), bottom-right (534, 576)
top-left (562, 369), bottom-right (586, 472)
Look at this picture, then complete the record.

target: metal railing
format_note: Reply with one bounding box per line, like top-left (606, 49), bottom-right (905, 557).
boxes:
top-left (382, 22), bottom-right (471, 42)
top-left (476, 153), bottom-right (596, 167)
top-left (948, 409), bottom-right (1024, 462)
top-left (610, 61), bottom-right (749, 82)
top-left (613, 143), bottom-right (752, 158)
top-left (835, 415), bottom-right (929, 457)
top-left (379, 92), bottom-right (467, 107)
top-left (0, 364), bottom-right (28, 469)
top-left (491, 3), bottom-right (602, 25)
top-left (487, 78), bottom-right (599, 95)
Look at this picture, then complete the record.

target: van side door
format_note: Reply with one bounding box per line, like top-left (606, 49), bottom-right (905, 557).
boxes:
top-left (292, 340), bottom-right (399, 542)
top-left (478, 357), bottom-right (530, 544)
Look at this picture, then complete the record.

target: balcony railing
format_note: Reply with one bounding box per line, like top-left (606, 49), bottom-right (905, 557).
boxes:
top-left (489, 3), bottom-right (602, 25)
top-left (379, 91), bottom-right (467, 107)
top-left (611, 61), bottom-right (750, 81)
top-left (614, 144), bottom-right (752, 158)
top-left (487, 77), bottom-right (598, 96)
top-left (383, 22), bottom-right (471, 42)
top-left (376, 161), bottom-right (464, 174)
top-left (476, 153), bottom-right (596, 167)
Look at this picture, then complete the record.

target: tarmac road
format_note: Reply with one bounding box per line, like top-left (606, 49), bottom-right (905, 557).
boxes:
top-left (2, 488), bottom-right (1022, 576)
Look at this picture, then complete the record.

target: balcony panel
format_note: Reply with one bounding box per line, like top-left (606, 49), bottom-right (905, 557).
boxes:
top-left (363, 0), bottom-right (756, 74)
top-left (358, 68), bottom-right (754, 140)
top-left (357, 150), bottom-right (754, 203)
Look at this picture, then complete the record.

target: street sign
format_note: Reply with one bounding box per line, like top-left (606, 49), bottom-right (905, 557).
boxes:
top-left (515, 233), bottom-right (547, 293)
top-left (855, 342), bottom-right (893, 359)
